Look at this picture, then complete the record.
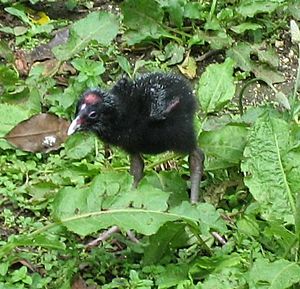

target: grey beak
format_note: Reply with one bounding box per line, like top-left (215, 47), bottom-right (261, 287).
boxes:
top-left (67, 116), bottom-right (81, 135)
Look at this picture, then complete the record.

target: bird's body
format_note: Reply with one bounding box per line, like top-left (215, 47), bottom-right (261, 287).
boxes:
top-left (68, 72), bottom-right (204, 203)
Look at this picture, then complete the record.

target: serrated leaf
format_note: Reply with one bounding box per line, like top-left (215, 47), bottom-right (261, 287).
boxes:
top-left (5, 113), bottom-right (69, 153)
top-left (241, 112), bottom-right (294, 222)
top-left (52, 12), bottom-right (119, 61)
top-left (249, 258), bottom-right (300, 289)
top-left (197, 58), bottom-right (236, 114)
top-left (53, 172), bottom-right (225, 236)
top-left (121, 0), bottom-right (169, 45)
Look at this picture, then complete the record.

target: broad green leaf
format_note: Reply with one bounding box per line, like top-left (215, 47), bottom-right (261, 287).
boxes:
top-left (288, 2), bottom-right (300, 20)
top-left (241, 112), bottom-right (294, 222)
top-left (53, 172), bottom-right (225, 236)
top-left (236, 0), bottom-right (283, 17)
top-left (162, 0), bottom-right (186, 28)
top-left (0, 104), bottom-right (30, 137)
top-left (227, 42), bottom-right (252, 71)
top-left (121, 0), bottom-right (169, 45)
top-left (184, 2), bottom-right (203, 19)
top-left (248, 258), bottom-right (300, 289)
top-left (0, 65), bottom-right (19, 86)
top-left (52, 12), bottom-right (119, 61)
top-left (200, 124), bottom-right (248, 167)
top-left (196, 30), bottom-right (233, 50)
top-left (252, 63), bottom-right (284, 84)
top-left (4, 7), bottom-right (31, 25)
top-left (231, 23), bottom-right (262, 34)
top-left (197, 58), bottom-right (236, 114)
top-left (65, 133), bottom-right (96, 159)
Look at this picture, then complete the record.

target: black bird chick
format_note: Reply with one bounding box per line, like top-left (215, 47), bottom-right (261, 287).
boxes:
top-left (68, 73), bottom-right (204, 203)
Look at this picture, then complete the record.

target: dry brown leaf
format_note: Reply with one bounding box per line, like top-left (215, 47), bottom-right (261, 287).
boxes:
top-left (15, 50), bottom-right (30, 76)
top-left (177, 51), bottom-right (197, 79)
top-left (5, 113), bottom-right (70, 153)
top-left (31, 59), bottom-right (61, 77)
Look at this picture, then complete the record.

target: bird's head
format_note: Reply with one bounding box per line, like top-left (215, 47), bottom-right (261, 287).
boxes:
top-left (67, 89), bottom-right (104, 136)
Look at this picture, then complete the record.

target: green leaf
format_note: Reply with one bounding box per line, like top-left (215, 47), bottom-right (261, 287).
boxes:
top-left (4, 6), bottom-right (31, 25)
top-left (0, 40), bottom-right (14, 62)
top-left (0, 104), bottom-right (30, 137)
top-left (236, 0), bottom-right (283, 17)
top-left (184, 2), bottom-right (203, 19)
top-left (200, 124), bottom-right (248, 169)
top-left (248, 258), bottom-right (300, 289)
top-left (116, 55), bottom-right (132, 76)
top-left (53, 172), bottom-right (225, 236)
top-left (143, 222), bottom-right (189, 265)
top-left (65, 133), bottom-right (96, 159)
top-left (52, 12), bottom-right (119, 61)
top-left (197, 58), bottom-right (236, 114)
top-left (196, 30), bottom-right (233, 50)
top-left (241, 112), bottom-right (295, 222)
top-left (0, 234), bottom-right (65, 259)
top-left (121, 0), bottom-right (169, 45)
top-left (227, 42), bottom-right (252, 71)
top-left (230, 22), bottom-right (262, 34)
top-left (162, 0), bottom-right (186, 28)
top-left (227, 43), bottom-right (283, 84)
top-left (0, 65), bottom-right (19, 86)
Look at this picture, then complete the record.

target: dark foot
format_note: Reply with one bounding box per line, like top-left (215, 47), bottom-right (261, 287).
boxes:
top-left (189, 147), bottom-right (205, 203)
top-left (130, 153), bottom-right (144, 188)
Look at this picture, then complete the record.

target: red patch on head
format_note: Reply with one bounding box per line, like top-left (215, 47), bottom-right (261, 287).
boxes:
top-left (84, 93), bottom-right (101, 105)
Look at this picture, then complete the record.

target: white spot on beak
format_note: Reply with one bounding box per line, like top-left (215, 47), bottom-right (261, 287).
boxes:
top-left (68, 116), bottom-right (81, 135)
top-left (80, 103), bottom-right (86, 111)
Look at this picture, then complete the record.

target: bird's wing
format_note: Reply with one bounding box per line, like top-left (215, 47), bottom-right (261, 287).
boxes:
top-left (149, 85), bottom-right (180, 121)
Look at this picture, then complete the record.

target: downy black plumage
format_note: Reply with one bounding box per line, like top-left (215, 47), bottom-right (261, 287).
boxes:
top-left (68, 73), bottom-right (204, 202)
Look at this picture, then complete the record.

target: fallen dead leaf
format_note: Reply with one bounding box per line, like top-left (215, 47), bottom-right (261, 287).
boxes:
top-left (5, 113), bottom-right (70, 153)
top-left (177, 51), bottom-right (197, 79)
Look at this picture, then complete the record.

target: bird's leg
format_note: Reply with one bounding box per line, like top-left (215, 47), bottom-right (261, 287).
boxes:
top-left (130, 153), bottom-right (144, 188)
top-left (189, 147), bottom-right (205, 203)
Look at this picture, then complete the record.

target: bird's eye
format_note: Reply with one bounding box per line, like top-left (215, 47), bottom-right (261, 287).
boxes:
top-left (88, 111), bottom-right (97, 119)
